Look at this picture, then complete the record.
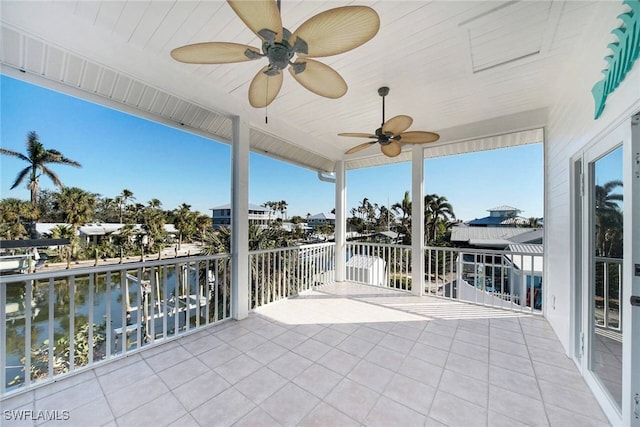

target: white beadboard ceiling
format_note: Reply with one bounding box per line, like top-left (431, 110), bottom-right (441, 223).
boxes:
top-left (0, 1), bottom-right (622, 172)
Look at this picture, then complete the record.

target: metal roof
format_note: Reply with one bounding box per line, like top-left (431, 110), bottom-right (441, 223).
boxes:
top-left (0, 1), bottom-right (622, 172)
top-left (309, 213), bottom-right (335, 220)
top-left (488, 206), bottom-right (521, 212)
top-left (211, 203), bottom-right (269, 212)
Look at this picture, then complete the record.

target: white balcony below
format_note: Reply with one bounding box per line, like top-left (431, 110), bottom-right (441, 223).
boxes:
top-left (1, 282), bottom-right (610, 427)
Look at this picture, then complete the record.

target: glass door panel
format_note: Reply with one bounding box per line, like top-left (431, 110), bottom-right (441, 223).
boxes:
top-left (589, 145), bottom-right (623, 409)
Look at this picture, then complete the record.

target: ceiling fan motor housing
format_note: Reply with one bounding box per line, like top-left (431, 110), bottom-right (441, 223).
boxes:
top-left (262, 28), bottom-right (308, 75)
top-left (375, 127), bottom-right (392, 144)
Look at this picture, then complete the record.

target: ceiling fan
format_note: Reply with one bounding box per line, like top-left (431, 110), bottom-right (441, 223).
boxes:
top-left (170, 0), bottom-right (380, 108)
top-left (339, 87), bottom-right (440, 157)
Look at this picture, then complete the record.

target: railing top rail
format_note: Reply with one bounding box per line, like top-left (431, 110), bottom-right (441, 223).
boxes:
top-left (594, 256), bottom-right (623, 263)
top-left (0, 253), bottom-right (231, 283)
top-left (248, 242), bottom-right (333, 256)
top-left (344, 241), bottom-right (543, 256)
top-left (424, 245), bottom-right (543, 257)
top-left (346, 242), bottom-right (412, 250)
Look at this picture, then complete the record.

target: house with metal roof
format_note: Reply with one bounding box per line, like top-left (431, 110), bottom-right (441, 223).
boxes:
top-left (307, 212), bottom-right (335, 228)
top-left (450, 223), bottom-right (542, 249)
top-left (467, 205), bottom-right (530, 226)
top-left (210, 203), bottom-right (274, 228)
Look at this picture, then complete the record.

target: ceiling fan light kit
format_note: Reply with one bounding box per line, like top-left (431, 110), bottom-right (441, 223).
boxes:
top-left (171, 0), bottom-right (380, 108)
top-left (339, 87), bottom-right (441, 158)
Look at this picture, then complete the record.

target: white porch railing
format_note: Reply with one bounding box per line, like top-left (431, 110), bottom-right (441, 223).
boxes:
top-left (249, 243), bottom-right (335, 310)
top-left (427, 247), bottom-right (543, 313)
top-left (1, 254), bottom-right (232, 397)
top-left (346, 242), bottom-right (412, 291)
top-left (2, 241), bottom-right (544, 398)
top-left (345, 242), bottom-right (544, 313)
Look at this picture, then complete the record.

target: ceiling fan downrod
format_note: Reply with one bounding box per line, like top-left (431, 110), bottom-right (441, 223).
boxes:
top-left (378, 86), bottom-right (389, 125)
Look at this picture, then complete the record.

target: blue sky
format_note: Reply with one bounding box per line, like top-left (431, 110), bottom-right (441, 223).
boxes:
top-left (1, 75), bottom-right (543, 221)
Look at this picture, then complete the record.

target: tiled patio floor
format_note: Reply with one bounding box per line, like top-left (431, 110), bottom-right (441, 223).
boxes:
top-left (1, 282), bottom-right (611, 426)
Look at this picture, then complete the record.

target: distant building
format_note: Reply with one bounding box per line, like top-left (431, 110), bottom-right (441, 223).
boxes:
top-left (450, 205), bottom-right (542, 249)
top-left (450, 225), bottom-right (542, 249)
top-left (307, 212), bottom-right (335, 228)
top-left (210, 203), bottom-right (274, 228)
top-left (467, 205), bottom-right (529, 227)
top-left (34, 223), bottom-right (178, 247)
top-left (373, 230), bottom-right (405, 244)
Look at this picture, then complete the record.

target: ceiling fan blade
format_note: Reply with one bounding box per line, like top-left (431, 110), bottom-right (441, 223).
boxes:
top-left (338, 132), bottom-right (377, 138)
top-left (345, 141), bottom-right (377, 155)
top-left (227, 0), bottom-right (283, 42)
top-left (248, 66), bottom-right (283, 108)
top-left (292, 6), bottom-right (380, 58)
top-left (382, 115), bottom-right (413, 136)
top-left (396, 131), bottom-right (441, 144)
top-left (381, 141), bottom-right (402, 157)
top-left (289, 59), bottom-right (347, 99)
top-left (170, 42), bottom-right (261, 64)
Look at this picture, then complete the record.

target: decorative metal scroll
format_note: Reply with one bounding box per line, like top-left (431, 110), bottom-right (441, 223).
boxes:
top-left (592, 0), bottom-right (640, 119)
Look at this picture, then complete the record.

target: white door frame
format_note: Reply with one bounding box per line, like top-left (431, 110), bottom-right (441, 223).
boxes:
top-left (575, 116), bottom-right (639, 426)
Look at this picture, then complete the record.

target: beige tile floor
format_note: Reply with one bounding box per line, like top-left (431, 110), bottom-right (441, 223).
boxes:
top-left (1, 282), bottom-right (611, 426)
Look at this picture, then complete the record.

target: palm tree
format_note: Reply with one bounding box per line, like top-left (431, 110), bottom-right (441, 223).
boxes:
top-left (262, 201), bottom-right (277, 222)
top-left (594, 180), bottom-right (623, 257)
top-left (424, 194), bottom-right (456, 245)
top-left (54, 187), bottom-right (96, 259)
top-left (376, 205), bottom-right (395, 231)
top-left (141, 200), bottom-right (167, 256)
top-left (527, 217), bottom-right (541, 228)
top-left (49, 224), bottom-right (75, 262)
top-left (195, 214), bottom-right (212, 244)
top-left (392, 191), bottom-right (412, 244)
top-left (115, 189), bottom-right (135, 223)
top-left (174, 203), bottom-right (197, 250)
top-left (0, 198), bottom-right (38, 239)
top-left (279, 200), bottom-right (288, 220)
top-left (0, 131), bottom-right (81, 208)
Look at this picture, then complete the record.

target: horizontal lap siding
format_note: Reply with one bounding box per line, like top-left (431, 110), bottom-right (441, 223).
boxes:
top-left (546, 0), bottom-right (640, 351)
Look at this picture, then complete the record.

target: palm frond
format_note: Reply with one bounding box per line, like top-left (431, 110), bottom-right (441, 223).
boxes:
top-left (0, 148), bottom-right (30, 162)
top-left (41, 166), bottom-right (63, 188)
top-left (10, 166), bottom-right (31, 190)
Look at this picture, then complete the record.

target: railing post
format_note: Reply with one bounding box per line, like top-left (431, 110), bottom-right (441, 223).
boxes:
top-left (456, 251), bottom-right (463, 299)
top-left (411, 145), bottom-right (424, 296)
top-left (335, 160), bottom-right (347, 282)
top-left (231, 114), bottom-right (249, 320)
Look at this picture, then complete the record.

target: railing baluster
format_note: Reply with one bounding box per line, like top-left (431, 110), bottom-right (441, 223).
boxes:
top-left (88, 273), bottom-right (94, 365)
top-left (205, 261), bottom-right (210, 325)
top-left (48, 277), bottom-right (55, 375)
top-left (214, 259), bottom-right (219, 322)
top-left (24, 280), bottom-right (32, 386)
top-left (603, 260), bottom-right (609, 329)
top-left (223, 259), bottom-right (228, 319)
top-left (106, 272), bottom-right (112, 358)
top-left (69, 276), bottom-right (75, 372)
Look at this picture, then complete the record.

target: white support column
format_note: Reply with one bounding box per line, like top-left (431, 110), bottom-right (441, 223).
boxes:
top-left (231, 115), bottom-right (249, 320)
top-left (335, 160), bottom-right (347, 282)
top-left (411, 145), bottom-right (425, 296)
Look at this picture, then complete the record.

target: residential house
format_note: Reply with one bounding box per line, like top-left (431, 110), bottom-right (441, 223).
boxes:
top-left (210, 203), bottom-right (274, 229)
top-left (307, 212), bottom-right (335, 228)
top-left (467, 205), bottom-right (530, 226)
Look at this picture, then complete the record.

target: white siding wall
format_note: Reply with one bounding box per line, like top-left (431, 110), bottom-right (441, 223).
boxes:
top-left (545, 1), bottom-right (640, 352)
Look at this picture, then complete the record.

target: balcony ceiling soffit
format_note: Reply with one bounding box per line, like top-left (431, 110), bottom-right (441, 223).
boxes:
top-left (0, 1), bottom-right (618, 172)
